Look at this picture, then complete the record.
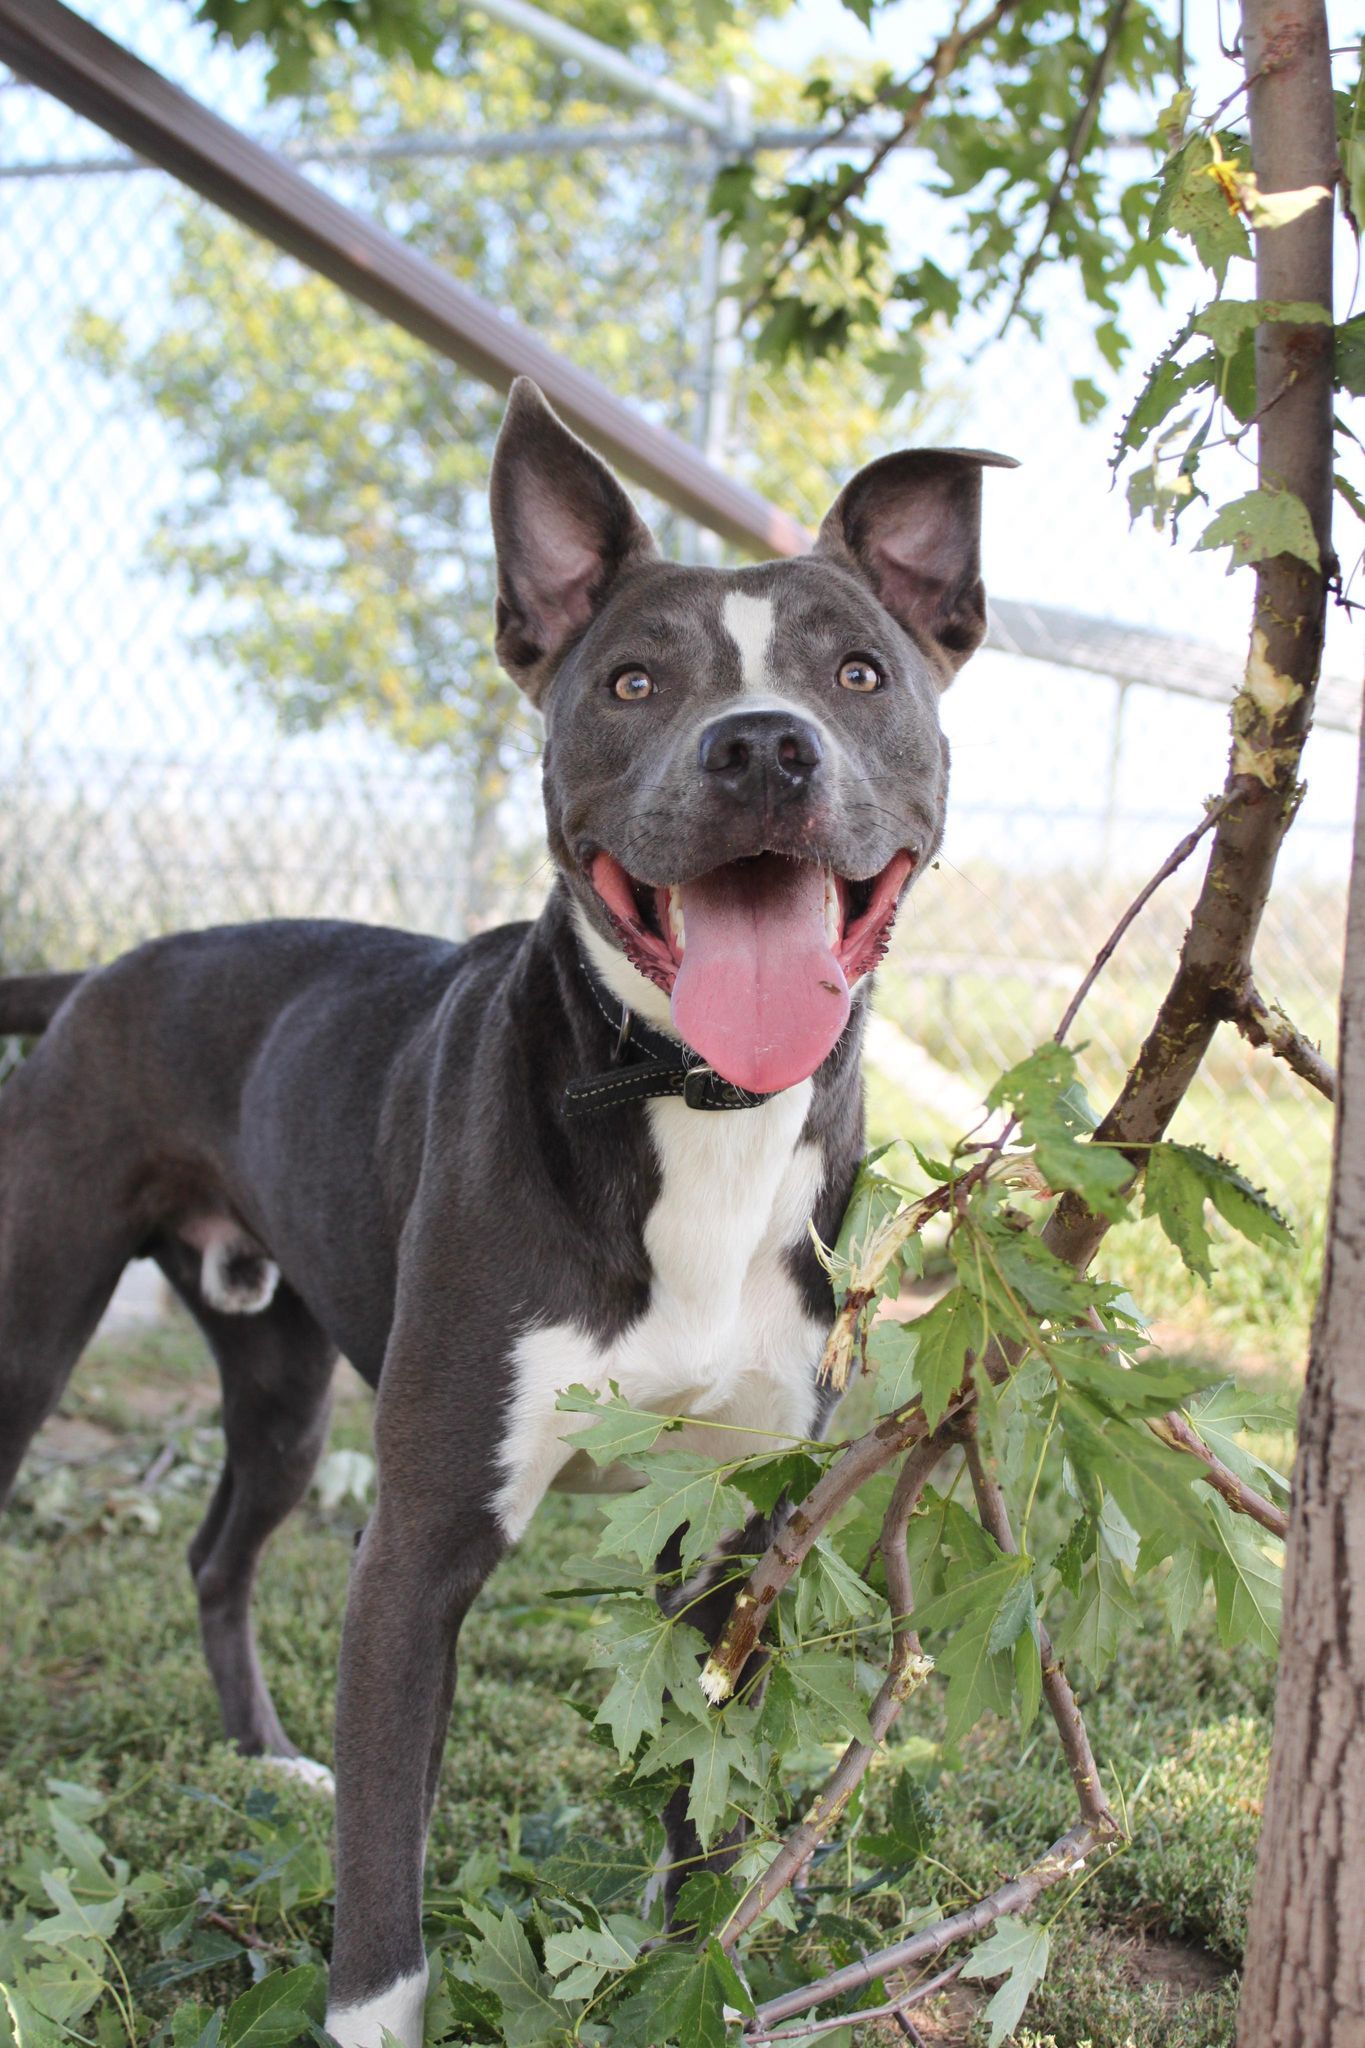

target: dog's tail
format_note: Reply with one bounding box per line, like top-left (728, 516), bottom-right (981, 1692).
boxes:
top-left (0, 972), bottom-right (86, 1037)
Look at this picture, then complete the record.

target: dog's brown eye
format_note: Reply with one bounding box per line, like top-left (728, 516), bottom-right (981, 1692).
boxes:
top-left (838, 657), bottom-right (881, 693)
top-left (613, 669), bottom-right (654, 702)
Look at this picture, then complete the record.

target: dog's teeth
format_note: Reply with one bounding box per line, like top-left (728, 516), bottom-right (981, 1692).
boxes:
top-left (823, 872), bottom-right (840, 947)
top-left (667, 889), bottom-right (686, 953)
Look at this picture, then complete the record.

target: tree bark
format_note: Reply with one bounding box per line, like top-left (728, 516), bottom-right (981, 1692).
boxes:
top-left (1236, 4), bottom-right (1347, 2032)
top-left (1238, 695), bottom-right (1365, 2046)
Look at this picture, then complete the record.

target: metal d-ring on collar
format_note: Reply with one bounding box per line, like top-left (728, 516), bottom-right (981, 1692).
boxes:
top-left (563, 955), bottom-right (773, 1118)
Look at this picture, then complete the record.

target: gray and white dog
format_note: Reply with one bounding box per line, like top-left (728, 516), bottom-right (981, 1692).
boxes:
top-left (0, 381), bottom-right (1012, 2047)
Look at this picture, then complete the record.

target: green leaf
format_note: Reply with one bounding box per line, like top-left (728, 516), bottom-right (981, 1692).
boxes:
top-left (864, 1317), bottom-right (920, 1413)
top-left (834, 1151), bottom-right (906, 1282)
top-left (734, 1449), bottom-right (823, 1516)
top-left (1209, 1506), bottom-right (1282, 1654)
top-left (961, 1916), bottom-right (1051, 2048)
top-left (221, 1965), bottom-right (324, 2048)
top-left (611, 1939), bottom-right (752, 2048)
top-left (1143, 1143), bottom-right (1215, 1280)
top-left (1338, 312), bottom-right (1365, 395)
top-left (542, 1916), bottom-right (643, 2001)
top-left (1057, 1549), bottom-right (1140, 1677)
top-left (1164, 1543), bottom-right (1212, 1641)
top-left (1162, 135), bottom-right (1252, 283)
top-left (1058, 1389), bottom-right (1209, 1550)
top-left (593, 1610), bottom-right (697, 1760)
top-left (1186, 1381), bottom-right (1294, 1492)
top-left (557, 1386), bottom-right (680, 1464)
top-left (1144, 1143), bottom-right (1294, 1281)
top-left (671, 1873), bottom-right (744, 1940)
top-left (463, 1903), bottom-right (574, 2048)
top-left (13, 1946), bottom-right (108, 2027)
top-left (1196, 485), bottom-right (1322, 573)
top-left (986, 1046), bottom-right (1131, 1218)
top-left (911, 1288), bottom-right (984, 1428)
top-left (1013, 1625), bottom-right (1042, 1732)
top-left (539, 1838), bottom-right (655, 1910)
top-left (1194, 296), bottom-right (1331, 354)
top-left (25, 1873), bottom-right (123, 1948)
top-left (1057, 1344), bottom-right (1219, 1418)
top-left (598, 1456), bottom-right (750, 1575)
top-left (912, 1551), bottom-right (1031, 1742)
top-left (1073, 376), bottom-right (1106, 423)
top-left (909, 1551), bottom-right (1032, 1637)
top-left (794, 1536), bottom-right (884, 1639)
top-left (966, 1219), bottom-right (1100, 1325)
top-left (635, 1707), bottom-right (760, 1851)
top-left (784, 1650), bottom-right (876, 1745)
top-left (46, 1809), bottom-right (127, 1901)
top-left (862, 1770), bottom-right (935, 1864)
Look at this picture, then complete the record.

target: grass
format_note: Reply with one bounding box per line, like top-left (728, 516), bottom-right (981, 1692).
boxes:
top-left (0, 1298), bottom-right (1295, 2048)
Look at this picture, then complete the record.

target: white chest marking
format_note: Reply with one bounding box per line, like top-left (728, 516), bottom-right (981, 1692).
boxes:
top-left (722, 590), bottom-right (776, 694)
top-left (495, 1084), bottom-right (828, 1542)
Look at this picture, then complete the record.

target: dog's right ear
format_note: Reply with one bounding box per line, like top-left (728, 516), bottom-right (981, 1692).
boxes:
top-left (490, 379), bottom-right (659, 703)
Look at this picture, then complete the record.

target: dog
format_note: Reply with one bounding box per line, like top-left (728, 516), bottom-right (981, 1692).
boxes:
top-left (0, 380), bottom-right (1012, 2047)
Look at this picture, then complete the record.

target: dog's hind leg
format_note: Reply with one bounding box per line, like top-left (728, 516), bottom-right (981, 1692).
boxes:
top-left (158, 1248), bottom-right (338, 1770)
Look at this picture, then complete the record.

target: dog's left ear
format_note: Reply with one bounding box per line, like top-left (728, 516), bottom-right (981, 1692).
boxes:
top-left (815, 447), bottom-right (1018, 679)
top-left (490, 379), bottom-right (660, 703)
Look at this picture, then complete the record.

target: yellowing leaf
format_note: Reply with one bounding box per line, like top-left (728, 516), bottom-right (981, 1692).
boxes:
top-left (1196, 485), bottom-right (1321, 574)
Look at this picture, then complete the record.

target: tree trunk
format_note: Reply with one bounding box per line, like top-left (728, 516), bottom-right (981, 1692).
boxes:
top-left (1236, 3), bottom-right (1348, 2026)
top-left (1238, 705), bottom-right (1365, 2045)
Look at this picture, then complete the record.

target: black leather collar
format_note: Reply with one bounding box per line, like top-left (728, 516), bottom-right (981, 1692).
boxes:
top-left (564, 956), bottom-right (774, 1118)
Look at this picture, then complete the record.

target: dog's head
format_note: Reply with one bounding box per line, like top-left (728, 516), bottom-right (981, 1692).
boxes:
top-left (491, 379), bottom-right (1015, 1095)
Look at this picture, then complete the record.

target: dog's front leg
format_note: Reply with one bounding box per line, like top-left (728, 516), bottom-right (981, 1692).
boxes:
top-left (325, 1444), bottom-right (505, 2047)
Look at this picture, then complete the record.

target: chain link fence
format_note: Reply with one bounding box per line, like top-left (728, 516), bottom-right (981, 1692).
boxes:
top-left (1, 0), bottom-right (1354, 1236)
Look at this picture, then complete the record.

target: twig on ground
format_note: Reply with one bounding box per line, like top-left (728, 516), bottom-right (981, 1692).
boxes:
top-left (202, 1909), bottom-right (270, 1951)
top-left (1226, 972), bottom-right (1336, 1101)
top-left (139, 1442), bottom-right (176, 1491)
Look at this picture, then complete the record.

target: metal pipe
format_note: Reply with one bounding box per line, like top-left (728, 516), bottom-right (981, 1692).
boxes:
top-left (0, 0), bottom-right (808, 558)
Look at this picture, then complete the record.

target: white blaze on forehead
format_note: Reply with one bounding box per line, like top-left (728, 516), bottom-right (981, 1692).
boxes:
top-left (721, 590), bottom-right (776, 693)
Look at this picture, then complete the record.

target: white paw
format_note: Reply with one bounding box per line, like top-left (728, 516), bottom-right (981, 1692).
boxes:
top-left (325, 1964), bottom-right (428, 2048)
top-left (263, 1753), bottom-right (335, 1795)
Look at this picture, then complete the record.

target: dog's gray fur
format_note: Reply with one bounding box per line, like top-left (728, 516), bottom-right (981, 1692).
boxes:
top-left (0, 382), bottom-right (1012, 2047)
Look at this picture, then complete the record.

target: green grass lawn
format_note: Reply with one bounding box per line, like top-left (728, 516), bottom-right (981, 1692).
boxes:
top-left (0, 1277), bottom-right (1299, 2047)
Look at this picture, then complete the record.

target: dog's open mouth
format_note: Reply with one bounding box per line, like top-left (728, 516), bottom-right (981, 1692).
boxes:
top-left (589, 848), bottom-right (916, 1094)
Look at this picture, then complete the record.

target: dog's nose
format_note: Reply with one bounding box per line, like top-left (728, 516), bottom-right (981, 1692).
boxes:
top-left (698, 709), bottom-right (824, 802)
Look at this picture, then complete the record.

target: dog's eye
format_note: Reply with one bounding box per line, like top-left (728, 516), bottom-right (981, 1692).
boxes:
top-left (613, 668), bottom-right (655, 702)
top-left (838, 657), bottom-right (882, 693)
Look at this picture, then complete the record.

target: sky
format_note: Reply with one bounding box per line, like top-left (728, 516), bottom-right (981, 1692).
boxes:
top-left (0, 0), bottom-right (1359, 893)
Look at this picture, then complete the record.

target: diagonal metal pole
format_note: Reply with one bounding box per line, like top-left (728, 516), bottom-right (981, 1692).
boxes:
top-left (0, 0), bottom-right (808, 559)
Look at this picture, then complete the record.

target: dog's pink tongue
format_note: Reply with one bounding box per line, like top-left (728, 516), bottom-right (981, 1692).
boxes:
top-left (671, 858), bottom-right (850, 1094)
